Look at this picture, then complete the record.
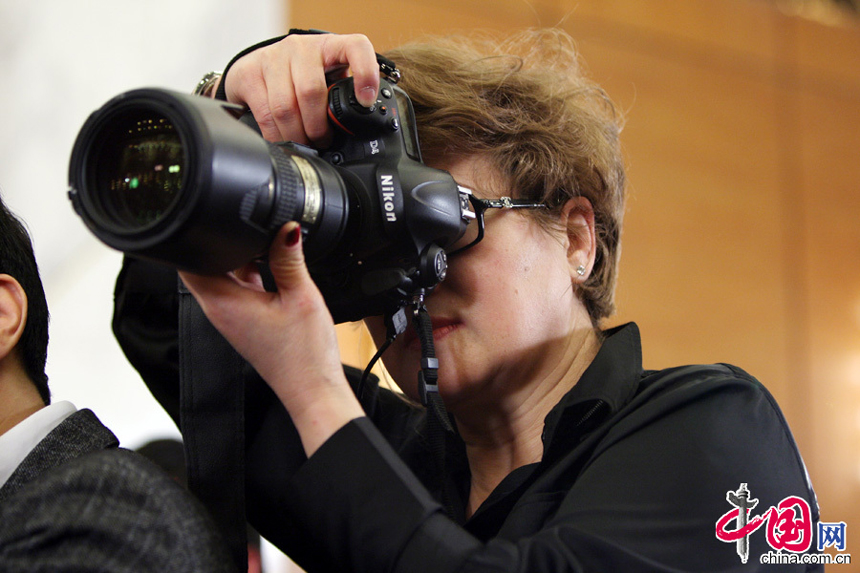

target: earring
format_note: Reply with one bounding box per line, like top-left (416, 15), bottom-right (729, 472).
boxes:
top-left (576, 265), bottom-right (586, 276)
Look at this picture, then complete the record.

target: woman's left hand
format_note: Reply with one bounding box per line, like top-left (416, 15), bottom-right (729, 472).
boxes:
top-left (179, 222), bottom-right (364, 456)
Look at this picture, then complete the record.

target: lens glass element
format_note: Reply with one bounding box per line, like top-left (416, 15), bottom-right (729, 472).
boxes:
top-left (95, 110), bottom-right (185, 230)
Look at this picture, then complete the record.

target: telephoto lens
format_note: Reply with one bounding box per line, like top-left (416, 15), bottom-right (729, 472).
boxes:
top-left (69, 81), bottom-right (473, 322)
top-left (68, 88), bottom-right (349, 275)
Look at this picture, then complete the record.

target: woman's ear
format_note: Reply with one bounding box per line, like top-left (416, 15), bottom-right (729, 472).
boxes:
top-left (0, 274), bottom-right (27, 362)
top-left (560, 197), bottom-right (596, 283)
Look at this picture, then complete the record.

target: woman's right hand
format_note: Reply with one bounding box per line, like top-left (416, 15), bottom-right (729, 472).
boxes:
top-left (178, 222), bottom-right (365, 457)
top-left (221, 33), bottom-right (381, 147)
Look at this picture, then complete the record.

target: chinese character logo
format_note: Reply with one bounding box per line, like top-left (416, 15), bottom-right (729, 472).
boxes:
top-left (715, 483), bottom-right (813, 563)
top-left (819, 522), bottom-right (847, 552)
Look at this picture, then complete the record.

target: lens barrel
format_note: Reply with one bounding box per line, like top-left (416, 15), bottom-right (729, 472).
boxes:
top-left (68, 88), bottom-right (349, 275)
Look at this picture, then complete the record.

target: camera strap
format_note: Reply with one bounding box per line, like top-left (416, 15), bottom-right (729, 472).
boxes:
top-left (412, 302), bottom-right (455, 435)
top-left (178, 280), bottom-right (248, 572)
top-left (214, 30), bottom-right (400, 103)
top-left (410, 300), bottom-right (460, 520)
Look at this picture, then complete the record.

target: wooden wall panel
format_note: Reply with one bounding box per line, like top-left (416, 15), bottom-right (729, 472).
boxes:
top-left (561, 0), bottom-right (781, 65)
top-left (799, 79), bottom-right (860, 523)
top-left (794, 12), bottom-right (860, 90)
top-left (570, 23), bottom-right (793, 403)
top-left (288, 0), bottom-right (558, 50)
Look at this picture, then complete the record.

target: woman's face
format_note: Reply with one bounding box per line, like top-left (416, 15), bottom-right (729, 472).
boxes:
top-left (365, 155), bottom-right (594, 414)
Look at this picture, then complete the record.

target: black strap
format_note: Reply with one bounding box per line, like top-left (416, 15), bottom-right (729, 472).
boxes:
top-left (214, 34), bottom-right (287, 102)
top-left (413, 305), bottom-right (454, 434)
top-left (214, 29), bottom-right (399, 102)
top-left (178, 279), bottom-right (247, 571)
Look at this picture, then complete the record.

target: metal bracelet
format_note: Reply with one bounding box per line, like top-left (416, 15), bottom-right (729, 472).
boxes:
top-left (192, 71), bottom-right (222, 96)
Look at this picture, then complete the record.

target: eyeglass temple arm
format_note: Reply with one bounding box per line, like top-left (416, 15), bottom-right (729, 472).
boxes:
top-left (477, 196), bottom-right (547, 209)
top-left (448, 196), bottom-right (547, 257)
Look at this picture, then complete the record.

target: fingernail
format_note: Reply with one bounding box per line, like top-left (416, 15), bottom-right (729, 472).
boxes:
top-left (286, 225), bottom-right (302, 247)
top-left (359, 85), bottom-right (377, 107)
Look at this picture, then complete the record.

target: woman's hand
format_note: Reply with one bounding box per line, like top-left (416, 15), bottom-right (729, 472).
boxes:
top-left (179, 223), bottom-right (364, 456)
top-left (180, 33), bottom-right (377, 454)
top-left (222, 33), bottom-right (380, 146)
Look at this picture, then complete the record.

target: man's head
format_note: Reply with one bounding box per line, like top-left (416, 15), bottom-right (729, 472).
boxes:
top-left (0, 194), bottom-right (50, 405)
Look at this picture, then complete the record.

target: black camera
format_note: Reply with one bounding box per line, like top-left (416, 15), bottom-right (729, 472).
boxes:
top-left (68, 77), bottom-right (475, 323)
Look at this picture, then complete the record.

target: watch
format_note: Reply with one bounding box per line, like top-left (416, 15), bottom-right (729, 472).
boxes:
top-left (193, 71), bottom-right (222, 97)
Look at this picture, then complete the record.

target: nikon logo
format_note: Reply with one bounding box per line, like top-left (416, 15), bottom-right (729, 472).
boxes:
top-left (380, 174), bottom-right (397, 222)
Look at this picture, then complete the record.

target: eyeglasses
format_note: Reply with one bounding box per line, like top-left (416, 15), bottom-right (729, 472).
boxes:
top-left (448, 194), bottom-right (548, 256)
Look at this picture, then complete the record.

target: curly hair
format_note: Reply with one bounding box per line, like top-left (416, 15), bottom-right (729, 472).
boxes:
top-left (385, 29), bottom-right (626, 324)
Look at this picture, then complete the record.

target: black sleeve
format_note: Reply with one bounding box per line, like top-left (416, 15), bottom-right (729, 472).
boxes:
top-left (282, 370), bottom-right (821, 573)
top-left (112, 256), bottom-right (183, 423)
top-left (111, 255), bottom-right (308, 552)
top-left (111, 255), bottom-right (428, 563)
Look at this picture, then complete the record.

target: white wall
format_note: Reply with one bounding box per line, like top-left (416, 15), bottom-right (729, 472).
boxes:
top-left (0, 0), bottom-right (286, 447)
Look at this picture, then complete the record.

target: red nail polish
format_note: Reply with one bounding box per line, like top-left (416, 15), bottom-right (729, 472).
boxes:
top-left (286, 225), bottom-right (301, 247)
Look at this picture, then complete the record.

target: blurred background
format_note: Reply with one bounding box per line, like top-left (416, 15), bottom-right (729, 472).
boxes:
top-left (1, 0), bottom-right (857, 570)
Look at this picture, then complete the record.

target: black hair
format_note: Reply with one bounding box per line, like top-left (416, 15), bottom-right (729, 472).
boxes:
top-left (0, 193), bottom-right (50, 404)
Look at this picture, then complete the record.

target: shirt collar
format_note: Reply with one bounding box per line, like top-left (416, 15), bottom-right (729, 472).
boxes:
top-left (0, 401), bottom-right (77, 489)
top-left (541, 323), bottom-right (643, 456)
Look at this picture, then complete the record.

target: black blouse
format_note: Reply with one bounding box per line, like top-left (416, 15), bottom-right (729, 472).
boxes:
top-left (113, 257), bottom-right (821, 572)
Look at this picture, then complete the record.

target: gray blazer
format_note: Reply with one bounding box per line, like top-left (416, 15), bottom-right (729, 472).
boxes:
top-left (0, 409), bottom-right (235, 572)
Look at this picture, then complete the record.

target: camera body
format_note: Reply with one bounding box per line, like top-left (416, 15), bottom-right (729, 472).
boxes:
top-left (68, 77), bottom-right (474, 323)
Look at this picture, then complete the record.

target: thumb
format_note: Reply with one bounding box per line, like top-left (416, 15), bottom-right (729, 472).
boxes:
top-left (268, 221), bottom-right (313, 293)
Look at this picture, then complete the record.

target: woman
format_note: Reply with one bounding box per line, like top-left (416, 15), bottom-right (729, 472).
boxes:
top-left (115, 30), bottom-right (819, 572)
